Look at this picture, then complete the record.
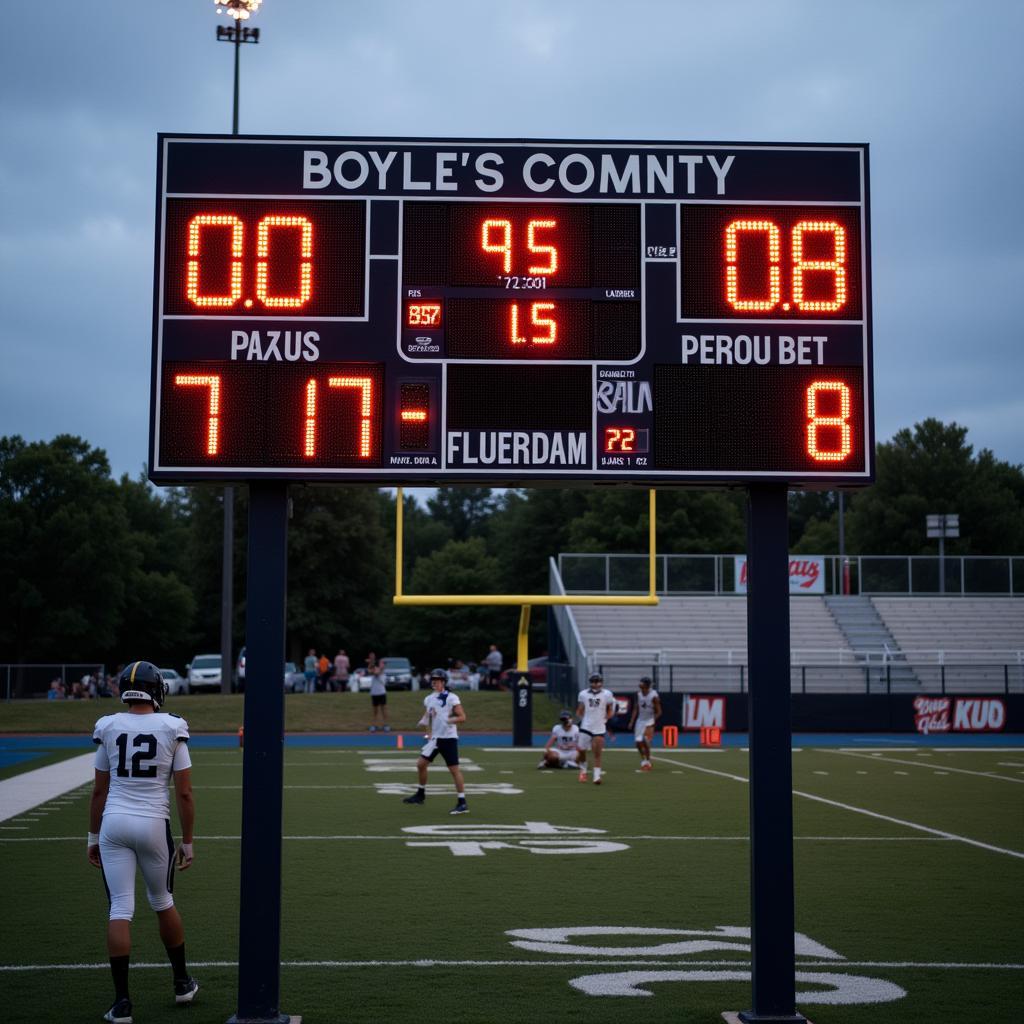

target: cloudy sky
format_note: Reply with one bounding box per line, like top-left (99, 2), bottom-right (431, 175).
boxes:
top-left (1, 0), bottom-right (1021, 479)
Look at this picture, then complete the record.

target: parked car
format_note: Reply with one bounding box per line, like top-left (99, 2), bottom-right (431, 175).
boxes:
top-left (159, 668), bottom-right (187, 696)
top-left (185, 654), bottom-right (222, 694)
top-left (499, 656), bottom-right (548, 689)
top-left (354, 656), bottom-right (415, 691)
top-left (236, 646), bottom-right (246, 690)
top-left (284, 662), bottom-right (305, 692)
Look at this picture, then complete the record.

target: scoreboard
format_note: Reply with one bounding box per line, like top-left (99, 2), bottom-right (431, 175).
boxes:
top-left (149, 136), bottom-right (873, 487)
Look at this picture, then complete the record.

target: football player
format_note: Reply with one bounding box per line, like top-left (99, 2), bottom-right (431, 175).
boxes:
top-left (575, 672), bottom-right (616, 784)
top-left (88, 661), bottom-right (198, 1023)
top-left (628, 676), bottom-right (662, 770)
top-left (538, 710), bottom-right (580, 769)
top-left (402, 668), bottom-right (469, 814)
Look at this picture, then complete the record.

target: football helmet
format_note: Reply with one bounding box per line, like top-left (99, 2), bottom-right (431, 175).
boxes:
top-left (588, 672), bottom-right (604, 690)
top-left (559, 710), bottom-right (573, 722)
top-left (119, 661), bottom-right (168, 709)
top-left (639, 676), bottom-right (652, 686)
top-left (429, 668), bottom-right (449, 685)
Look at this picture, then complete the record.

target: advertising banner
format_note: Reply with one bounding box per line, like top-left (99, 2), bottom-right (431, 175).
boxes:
top-left (734, 555), bottom-right (825, 594)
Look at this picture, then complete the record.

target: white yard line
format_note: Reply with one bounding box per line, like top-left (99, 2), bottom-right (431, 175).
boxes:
top-left (0, 753), bottom-right (94, 822)
top-left (829, 749), bottom-right (1024, 783)
top-left (652, 754), bottom-right (1024, 861)
top-left (0, 833), bottom-right (953, 844)
top-left (0, 958), bottom-right (1020, 972)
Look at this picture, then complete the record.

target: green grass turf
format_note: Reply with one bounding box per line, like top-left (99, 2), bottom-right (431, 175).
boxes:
top-left (1, 744), bottom-right (1022, 1023)
top-left (0, 689), bottom-right (561, 734)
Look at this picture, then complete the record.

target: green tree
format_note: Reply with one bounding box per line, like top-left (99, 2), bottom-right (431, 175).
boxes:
top-left (426, 487), bottom-right (495, 542)
top-left (0, 435), bottom-right (134, 661)
top-left (388, 537), bottom-right (516, 670)
top-left (285, 485), bottom-right (391, 662)
top-left (846, 420), bottom-right (1024, 555)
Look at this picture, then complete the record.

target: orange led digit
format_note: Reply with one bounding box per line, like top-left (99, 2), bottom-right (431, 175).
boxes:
top-left (620, 428), bottom-right (636, 452)
top-left (303, 378), bottom-right (318, 458)
top-left (526, 219), bottom-right (558, 275)
top-left (328, 376), bottom-right (375, 459)
top-left (255, 215), bottom-right (313, 309)
top-left (531, 302), bottom-right (557, 345)
top-left (792, 221), bottom-right (847, 313)
top-left (806, 381), bottom-right (852, 462)
top-left (725, 219), bottom-right (781, 312)
top-left (605, 428), bottom-right (622, 452)
top-left (509, 303), bottom-right (527, 344)
top-left (401, 409), bottom-right (427, 422)
top-left (482, 219), bottom-right (513, 273)
top-left (174, 374), bottom-right (221, 455)
top-left (186, 215), bottom-right (243, 308)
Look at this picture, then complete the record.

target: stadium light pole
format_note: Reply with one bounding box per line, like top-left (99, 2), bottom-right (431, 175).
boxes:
top-left (213, 0), bottom-right (261, 695)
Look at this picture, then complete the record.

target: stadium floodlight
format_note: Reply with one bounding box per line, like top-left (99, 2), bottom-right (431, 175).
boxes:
top-left (214, 0), bottom-right (263, 19)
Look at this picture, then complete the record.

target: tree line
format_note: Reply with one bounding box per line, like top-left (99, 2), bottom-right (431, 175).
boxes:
top-left (1, 420), bottom-right (1021, 673)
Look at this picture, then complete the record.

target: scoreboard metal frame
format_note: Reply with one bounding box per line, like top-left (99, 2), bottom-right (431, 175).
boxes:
top-left (149, 135), bottom-right (873, 488)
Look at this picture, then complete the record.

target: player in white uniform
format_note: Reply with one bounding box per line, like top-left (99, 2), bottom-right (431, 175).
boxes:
top-left (628, 675), bottom-right (662, 770)
top-left (402, 668), bottom-right (469, 814)
top-left (575, 672), bottom-right (616, 784)
top-left (88, 661), bottom-right (198, 1023)
top-left (538, 711), bottom-right (580, 769)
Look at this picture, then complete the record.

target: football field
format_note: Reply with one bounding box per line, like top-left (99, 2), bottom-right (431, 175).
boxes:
top-left (2, 738), bottom-right (1022, 1023)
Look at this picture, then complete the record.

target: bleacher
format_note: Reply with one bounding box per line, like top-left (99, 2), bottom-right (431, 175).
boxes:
top-left (573, 596), bottom-right (866, 693)
top-left (871, 597), bottom-right (1024, 693)
top-left (566, 595), bottom-right (1024, 694)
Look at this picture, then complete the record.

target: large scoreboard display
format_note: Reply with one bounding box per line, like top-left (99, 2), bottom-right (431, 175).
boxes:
top-left (150, 136), bottom-right (873, 487)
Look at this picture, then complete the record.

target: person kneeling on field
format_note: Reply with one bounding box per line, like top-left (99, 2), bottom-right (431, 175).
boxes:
top-left (88, 660), bottom-right (199, 1024)
top-left (538, 710), bottom-right (580, 769)
top-left (402, 668), bottom-right (469, 815)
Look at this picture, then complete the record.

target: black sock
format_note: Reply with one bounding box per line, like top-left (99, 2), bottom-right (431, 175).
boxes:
top-left (109, 955), bottom-right (130, 1002)
top-left (417, 786), bottom-right (426, 797)
top-left (166, 941), bottom-right (188, 982)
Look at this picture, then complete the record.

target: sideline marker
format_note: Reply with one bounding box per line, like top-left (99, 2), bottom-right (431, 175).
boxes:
top-left (662, 725), bottom-right (679, 748)
top-left (238, 726), bottom-right (244, 748)
top-left (396, 734), bottom-right (404, 749)
top-left (700, 726), bottom-right (722, 747)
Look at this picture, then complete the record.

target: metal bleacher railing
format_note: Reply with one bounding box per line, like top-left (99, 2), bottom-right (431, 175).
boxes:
top-left (557, 553), bottom-right (1024, 596)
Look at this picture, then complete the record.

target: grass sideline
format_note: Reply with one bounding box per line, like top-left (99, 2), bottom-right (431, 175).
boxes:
top-left (0, 689), bottom-right (562, 734)
top-left (1, 743), bottom-right (1022, 1023)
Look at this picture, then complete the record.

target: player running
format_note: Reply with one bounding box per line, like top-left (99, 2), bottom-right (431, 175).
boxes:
top-left (88, 661), bottom-right (198, 1024)
top-left (538, 710), bottom-right (580, 769)
top-left (628, 675), bottom-right (662, 770)
top-left (402, 668), bottom-right (469, 814)
top-left (575, 672), bottom-right (616, 784)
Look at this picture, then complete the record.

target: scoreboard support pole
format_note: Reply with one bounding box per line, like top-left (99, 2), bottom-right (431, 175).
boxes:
top-left (739, 484), bottom-right (806, 1024)
top-left (229, 482), bottom-right (294, 1024)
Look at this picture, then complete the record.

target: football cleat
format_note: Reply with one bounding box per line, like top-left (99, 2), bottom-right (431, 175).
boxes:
top-left (641, 762), bottom-right (652, 771)
top-left (103, 998), bottom-right (133, 1024)
top-left (174, 976), bottom-right (199, 1004)
top-left (402, 792), bottom-right (426, 804)
top-left (450, 800), bottom-right (469, 815)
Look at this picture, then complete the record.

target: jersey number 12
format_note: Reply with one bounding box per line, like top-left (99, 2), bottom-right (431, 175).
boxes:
top-left (115, 733), bottom-right (158, 778)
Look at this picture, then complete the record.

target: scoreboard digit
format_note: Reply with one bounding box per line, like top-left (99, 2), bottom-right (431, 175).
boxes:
top-left (150, 137), bottom-right (873, 487)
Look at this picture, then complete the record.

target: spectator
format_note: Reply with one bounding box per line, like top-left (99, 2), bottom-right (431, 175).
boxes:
top-left (368, 664), bottom-right (390, 732)
top-left (317, 653), bottom-right (331, 692)
top-left (484, 644), bottom-right (503, 689)
top-left (71, 680), bottom-right (85, 700)
top-left (303, 649), bottom-right (318, 694)
top-left (334, 649), bottom-right (350, 692)
top-left (48, 678), bottom-right (64, 701)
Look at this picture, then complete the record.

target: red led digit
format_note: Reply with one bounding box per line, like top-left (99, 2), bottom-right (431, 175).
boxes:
top-left (186, 215), bottom-right (243, 308)
top-left (255, 215), bottom-right (313, 309)
top-left (407, 302), bottom-right (442, 327)
top-left (174, 374), bottom-right (221, 455)
top-left (604, 428), bottom-right (621, 451)
top-left (482, 219), bottom-right (513, 273)
top-left (401, 410), bottom-right (427, 422)
top-left (526, 219), bottom-right (558, 275)
top-left (620, 428), bottom-right (636, 452)
top-left (328, 376), bottom-right (375, 459)
top-left (725, 219), bottom-right (781, 312)
top-left (792, 221), bottom-right (847, 313)
top-left (509, 302), bottom-right (557, 345)
top-left (806, 381), bottom-right (852, 462)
